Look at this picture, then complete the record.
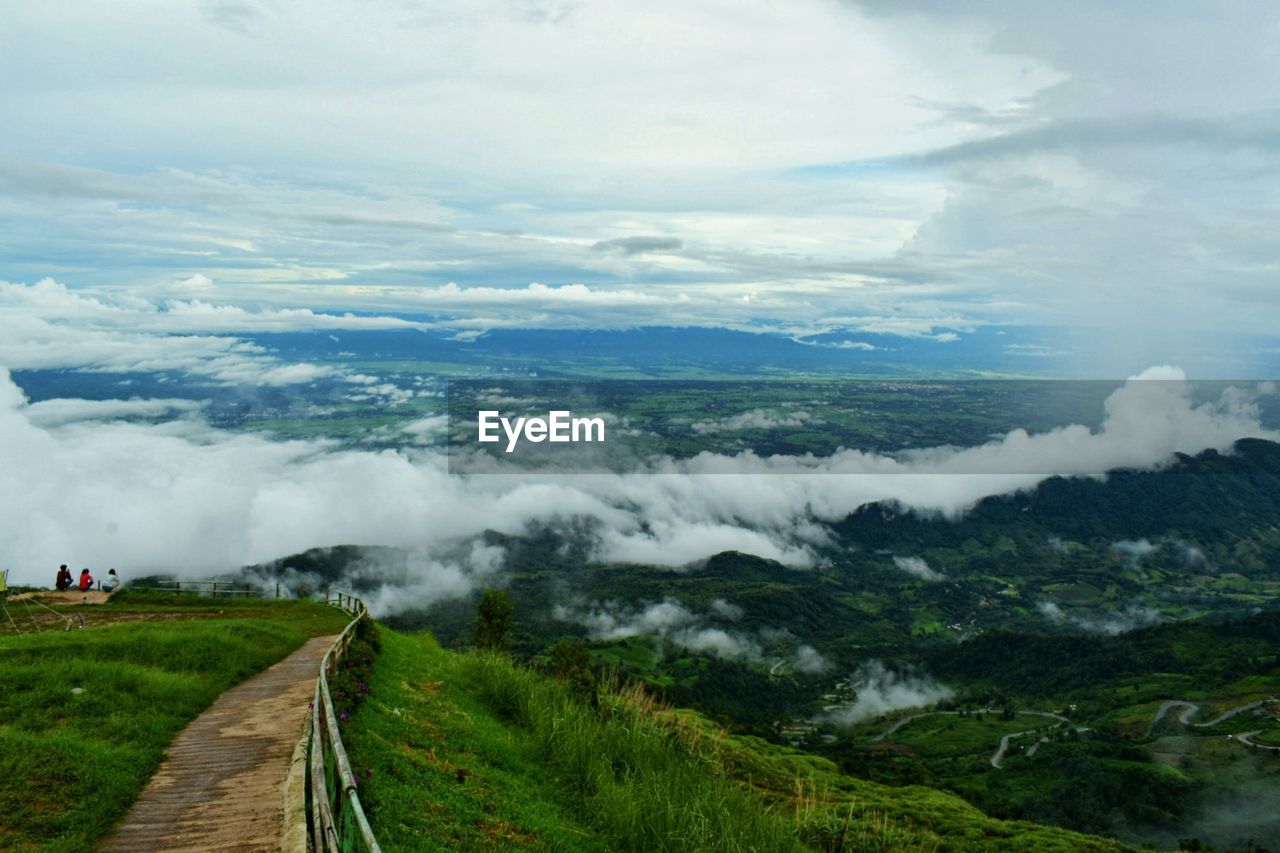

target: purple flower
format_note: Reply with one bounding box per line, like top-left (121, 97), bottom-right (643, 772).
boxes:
top-left (340, 711), bottom-right (349, 722)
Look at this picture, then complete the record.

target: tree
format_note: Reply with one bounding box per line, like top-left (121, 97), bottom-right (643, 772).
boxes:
top-left (549, 637), bottom-right (597, 699)
top-left (474, 589), bottom-right (514, 651)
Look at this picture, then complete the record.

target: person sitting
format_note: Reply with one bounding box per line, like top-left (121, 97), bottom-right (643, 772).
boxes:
top-left (56, 564), bottom-right (73, 591)
top-left (102, 568), bottom-right (121, 593)
top-left (78, 568), bottom-right (94, 591)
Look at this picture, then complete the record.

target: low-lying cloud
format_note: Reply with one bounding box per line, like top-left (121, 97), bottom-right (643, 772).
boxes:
top-left (552, 596), bottom-right (832, 672)
top-left (822, 659), bottom-right (954, 726)
top-left (1, 367), bottom-right (1275, 628)
top-left (244, 540), bottom-right (506, 617)
top-left (1112, 537), bottom-right (1211, 571)
top-left (1038, 601), bottom-right (1163, 635)
top-left (892, 555), bottom-right (944, 582)
top-left (1111, 538), bottom-right (1158, 563)
top-left (553, 597), bottom-right (764, 662)
top-left (690, 409), bottom-right (816, 434)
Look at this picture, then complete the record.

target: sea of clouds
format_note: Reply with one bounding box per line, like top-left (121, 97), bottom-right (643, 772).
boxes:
top-left (3, 279), bottom-right (1278, 614)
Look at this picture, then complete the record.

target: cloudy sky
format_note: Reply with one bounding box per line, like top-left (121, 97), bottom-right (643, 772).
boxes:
top-left (6, 2), bottom-right (1280, 587)
top-left (3, 1), bottom-right (1279, 371)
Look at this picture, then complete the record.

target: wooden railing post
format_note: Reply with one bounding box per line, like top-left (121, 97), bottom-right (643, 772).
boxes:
top-left (306, 592), bottom-right (381, 853)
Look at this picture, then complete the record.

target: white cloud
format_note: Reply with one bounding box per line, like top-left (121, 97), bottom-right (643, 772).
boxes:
top-left (174, 272), bottom-right (215, 290)
top-left (0, 278), bottom-right (422, 386)
top-left (0, 3), bottom-right (1277, 360)
top-left (0, 368), bottom-right (1274, 597)
top-left (23, 397), bottom-right (205, 428)
top-left (709, 598), bottom-right (744, 621)
top-left (552, 596), bottom-right (832, 669)
top-left (690, 409), bottom-right (814, 434)
top-left (1038, 601), bottom-right (1162, 635)
top-left (791, 644), bottom-right (833, 675)
top-left (1111, 538), bottom-right (1157, 563)
top-left (892, 555), bottom-right (944, 582)
top-left (822, 660), bottom-right (954, 726)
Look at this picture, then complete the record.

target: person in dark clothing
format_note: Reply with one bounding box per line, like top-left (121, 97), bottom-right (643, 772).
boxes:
top-left (78, 568), bottom-right (94, 591)
top-left (56, 564), bottom-right (73, 591)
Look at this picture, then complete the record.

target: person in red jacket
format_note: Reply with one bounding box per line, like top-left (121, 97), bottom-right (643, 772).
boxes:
top-left (78, 568), bottom-right (94, 591)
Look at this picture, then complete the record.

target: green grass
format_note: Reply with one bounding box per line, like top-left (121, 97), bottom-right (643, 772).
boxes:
top-left (889, 713), bottom-right (1062, 759)
top-left (345, 628), bottom-right (1129, 851)
top-left (0, 598), bottom-right (348, 850)
top-left (341, 630), bottom-right (605, 851)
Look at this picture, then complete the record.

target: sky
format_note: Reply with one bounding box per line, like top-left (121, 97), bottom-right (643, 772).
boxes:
top-left (4, 2), bottom-right (1280, 589)
top-left (3, 1), bottom-right (1280, 372)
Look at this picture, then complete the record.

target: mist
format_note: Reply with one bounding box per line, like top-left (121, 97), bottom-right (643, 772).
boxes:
top-left (2, 368), bottom-right (1276, 616)
top-left (892, 556), bottom-right (944, 582)
top-left (822, 659), bottom-right (954, 726)
top-left (1038, 601), bottom-right (1163, 635)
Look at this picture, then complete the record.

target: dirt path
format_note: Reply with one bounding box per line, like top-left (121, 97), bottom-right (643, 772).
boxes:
top-left (101, 635), bottom-right (335, 852)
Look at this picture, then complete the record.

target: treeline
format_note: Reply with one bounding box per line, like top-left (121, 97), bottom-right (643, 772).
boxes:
top-left (835, 438), bottom-right (1280, 564)
top-left (923, 608), bottom-right (1280, 702)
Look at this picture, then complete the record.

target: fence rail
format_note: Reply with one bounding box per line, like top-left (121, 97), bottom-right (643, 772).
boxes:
top-left (146, 579), bottom-right (277, 598)
top-left (309, 593), bottom-right (382, 853)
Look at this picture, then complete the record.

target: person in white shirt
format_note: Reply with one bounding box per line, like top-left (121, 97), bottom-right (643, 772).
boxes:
top-left (102, 568), bottom-right (121, 593)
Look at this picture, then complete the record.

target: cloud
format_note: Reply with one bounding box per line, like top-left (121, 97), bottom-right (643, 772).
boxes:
top-left (791, 644), bottom-right (833, 675)
top-left (0, 368), bottom-right (1274, 598)
top-left (552, 597), bottom-right (765, 663)
top-left (0, 2), bottom-right (1068, 350)
top-left (709, 597), bottom-right (744, 621)
top-left (912, 115), bottom-right (1280, 167)
top-left (0, 278), bottom-right (427, 386)
top-left (690, 409), bottom-right (814, 434)
top-left (200, 0), bottom-right (264, 36)
top-left (174, 273), bottom-right (215, 291)
top-left (592, 236), bottom-right (684, 255)
top-left (23, 397), bottom-right (205, 428)
top-left (822, 660), bottom-right (954, 726)
top-left (0, 278), bottom-right (424, 334)
top-left (892, 555), bottom-right (944, 582)
top-left (1, 3), bottom-right (1278, 363)
top-left (552, 595), bottom-right (833, 671)
top-left (1111, 538), bottom-right (1158, 563)
top-left (244, 540), bottom-right (505, 618)
top-left (1038, 601), bottom-right (1162, 635)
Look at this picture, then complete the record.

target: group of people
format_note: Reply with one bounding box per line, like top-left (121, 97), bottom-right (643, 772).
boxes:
top-left (54, 564), bottom-right (121, 593)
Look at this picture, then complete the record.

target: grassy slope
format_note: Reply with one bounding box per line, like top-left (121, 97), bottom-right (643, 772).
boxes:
top-left (0, 593), bottom-right (348, 851)
top-left (346, 629), bottom-right (1128, 851)
top-left (341, 630), bottom-right (606, 851)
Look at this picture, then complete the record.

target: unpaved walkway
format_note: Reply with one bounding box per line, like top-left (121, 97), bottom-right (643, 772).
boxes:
top-left (101, 635), bottom-right (335, 852)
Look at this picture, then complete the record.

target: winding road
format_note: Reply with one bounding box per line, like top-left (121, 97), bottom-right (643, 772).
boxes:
top-left (868, 708), bottom-right (1071, 767)
top-left (1148, 698), bottom-right (1276, 732)
top-left (1238, 730), bottom-right (1280, 751)
top-left (870, 697), bottom-right (1278, 769)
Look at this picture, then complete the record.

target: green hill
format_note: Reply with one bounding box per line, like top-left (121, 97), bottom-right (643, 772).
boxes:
top-left (342, 627), bottom-right (1126, 851)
